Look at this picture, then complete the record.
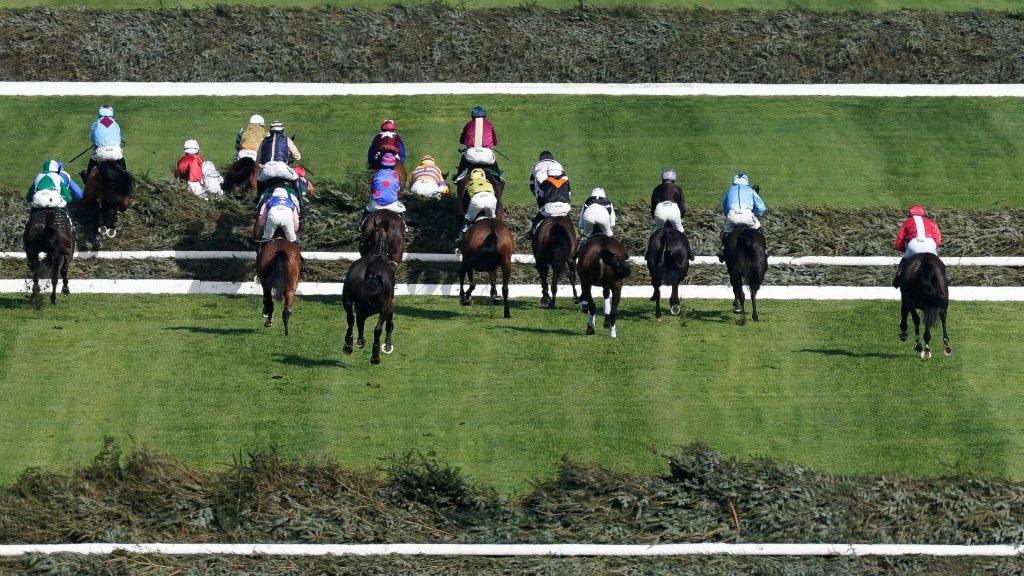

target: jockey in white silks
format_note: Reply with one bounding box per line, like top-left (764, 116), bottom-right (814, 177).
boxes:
top-left (578, 187), bottom-right (616, 244)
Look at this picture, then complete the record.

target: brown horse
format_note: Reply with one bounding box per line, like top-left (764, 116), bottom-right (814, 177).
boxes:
top-left (23, 208), bottom-right (75, 304)
top-left (646, 225), bottom-right (691, 320)
top-left (342, 254), bottom-right (397, 364)
top-left (456, 167), bottom-right (504, 220)
top-left (360, 210), bottom-right (405, 264)
top-left (576, 234), bottom-right (631, 338)
top-left (256, 236), bottom-right (301, 335)
top-left (459, 218), bottom-right (513, 318)
top-left (899, 253), bottom-right (952, 359)
top-left (531, 216), bottom-right (578, 308)
top-left (724, 227), bottom-right (768, 324)
top-left (222, 157), bottom-right (259, 195)
top-left (83, 161), bottom-right (133, 240)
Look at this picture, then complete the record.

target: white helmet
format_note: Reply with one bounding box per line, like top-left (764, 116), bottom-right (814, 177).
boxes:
top-left (249, 114), bottom-right (265, 125)
top-left (98, 104), bottom-right (114, 117)
top-left (733, 172), bottom-right (750, 186)
top-left (590, 187), bottom-right (606, 198)
top-left (183, 139), bottom-right (200, 153)
top-left (662, 169), bottom-right (677, 181)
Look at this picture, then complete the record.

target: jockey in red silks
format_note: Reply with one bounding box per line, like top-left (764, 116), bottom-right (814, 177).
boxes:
top-left (893, 204), bottom-right (943, 288)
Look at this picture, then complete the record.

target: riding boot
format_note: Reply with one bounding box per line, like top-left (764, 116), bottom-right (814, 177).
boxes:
top-left (453, 221), bottom-right (471, 252)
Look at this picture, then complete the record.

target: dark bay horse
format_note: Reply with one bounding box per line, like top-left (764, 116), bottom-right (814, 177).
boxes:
top-left (724, 227), bottom-right (768, 324)
top-left (222, 157), bottom-right (259, 195)
top-left (459, 218), bottom-right (513, 318)
top-left (646, 225), bottom-right (691, 320)
top-left (342, 254), bottom-right (397, 364)
top-left (23, 208), bottom-right (75, 304)
top-left (531, 216), bottom-right (578, 308)
top-left (576, 234), bottom-right (631, 338)
top-left (456, 166), bottom-right (504, 220)
top-left (84, 161), bottom-right (133, 239)
top-left (360, 210), bottom-right (405, 264)
top-left (256, 236), bottom-right (301, 335)
top-left (899, 253), bottom-right (952, 359)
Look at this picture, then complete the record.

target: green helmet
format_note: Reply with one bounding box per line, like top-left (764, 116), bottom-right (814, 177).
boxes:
top-left (42, 159), bottom-right (61, 173)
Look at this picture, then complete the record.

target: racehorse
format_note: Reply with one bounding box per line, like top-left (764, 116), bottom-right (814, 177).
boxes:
top-left (531, 216), bottom-right (577, 308)
top-left (23, 208), bottom-right (75, 304)
top-left (459, 218), bottom-right (513, 319)
top-left (256, 235), bottom-right (301, 335)
top-left (899, 253), bottom-right (952, 359)
top-left (724, 227), bottom-right (768, 324)
top-left (576, 234), bottom-right (631, 338)
top-left (222, 157), bottom-right (258, 194)
top-left (84, 161), bottom-right (133, 239)
top-left (645, 225), bottom-right (691, 320)
top-left (360, 209), bottom-right (405, 264)
top-left (342, 253), bottom-right (397, 365)
top-left (456, 166), bottom-right (504, 220)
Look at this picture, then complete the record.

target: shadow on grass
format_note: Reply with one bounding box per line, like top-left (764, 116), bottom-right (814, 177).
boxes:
top-left (165, 326), bottom-right (258, 336)
top-left (797, 348), bottom-right (903, 359)
top-left (494, 325), bottom-right (578, 336)
top-left (0, 295), bottom-right (31, 309)
top-left (394, 304), bottom-right (459, 320)
top-left (274, 354), bottom-right (346, 368)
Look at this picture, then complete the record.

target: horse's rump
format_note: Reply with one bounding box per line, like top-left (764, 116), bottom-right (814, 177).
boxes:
top-left (904, 253), bottom-right (948, 307)
top-left (535, 217), bottom-right (573, 266)
top-left (258, 239), bottom-right (300, 301)
top-left (648, 227), bottom-right (688, 285)
top-left (727, 227), bottom-right (767, 284)
top-left (24, 208), bottom-right (74, 269)
top-left (601, 247), bottom-right (632, 279)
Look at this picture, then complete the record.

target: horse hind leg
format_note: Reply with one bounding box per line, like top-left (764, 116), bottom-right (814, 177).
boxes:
top-left (27, 253), bottom-right (40, 299)
top-left (60, 252), bottom-right (70, 295)
top-left (501, 260), bottom-right (511, 319)
top-left (670, 283), bottom-right (682, 317)
top-left (899, 302), bottom-right (910, 341)
top-left (282, 280), bottom-right (296, 336)
top-left (342, 300), bottom-right (355, 355)
top-left (940, 307), bottom-right (952, 356)
top-left (608, 286), bottom-right (622, 339)
top-left (538, 264), bottom-right (551, 308)
top-left (602, 287), bottom-right (612, 329)
top-left (750, 285), bottom-right (760, 322)
top-left (356, 312), bottom-right (367, 348)
top-left (262, 285), bottom-right (274, 327)
top-left (489, 269), bottom-right (500, 304)
top-left (921, 307), bottom-right (936, 360)
top-left (382, 306), bottom-right (395, 355)
top-left (582, 283), bottom-right (595, 335)
top-left (370, 314), bottom-right (385, 365)
top-left (910, 309), bottom-right (922, 353)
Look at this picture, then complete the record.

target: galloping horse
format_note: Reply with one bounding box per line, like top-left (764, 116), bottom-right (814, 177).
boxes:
top-left (222, 157), bottom-right (259, 194)
top-left (84, 161), bottom-right (133, 239)
top-left (23, 208), bottom-right (75, 304)
top-left (646, 225), bottom-right (691, 320)
top-left (899, 253), bottom-right (952, 359)
top-left (531, 216), bottom-right (577, 308)
top-left (724, 227), bottom-right (768, 324)
top-left (342, 253), bottom-right (397, 364)
top-left (459, 218), bottom-right (513, 319)
top-left (256, 234), bottom-right (301, 335)
top-left (360, 210), bottom-right (405, 264)
top-left (576, 234), bottom-right (631, 338)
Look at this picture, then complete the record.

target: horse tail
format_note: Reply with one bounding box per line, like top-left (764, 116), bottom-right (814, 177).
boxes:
top-left (374, 225), bottom-right (388, 257)
top-left (551, 222), bottom-right (572, 269)
top-left (601, 248), bottom-right (631, 279)
top-left (270, 250), bottom-right (289, 301)
top-left (45, 215), bottom-right (62, 270)
top-left (920, 259), bottom-right (945, 329)
top-left (363, 269), bottom-right (385, 296)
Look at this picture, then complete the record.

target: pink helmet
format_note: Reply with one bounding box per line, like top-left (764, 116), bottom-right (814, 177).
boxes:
top-left (908, 204), bottom-right (926, 216)
top-left (380, 119), bottom-right (396, 131)
top-left (380, 152), bottom-right (397, 167)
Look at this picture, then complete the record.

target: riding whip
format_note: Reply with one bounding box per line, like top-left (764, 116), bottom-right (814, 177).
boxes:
top-left (67, 145), bottom-right (93, 164)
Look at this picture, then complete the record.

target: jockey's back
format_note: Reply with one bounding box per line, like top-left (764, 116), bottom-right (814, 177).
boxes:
top-left (723, 183), bottom-right (766, 216)
top-left (258, 132), bottom-right (291, 164)
top-left (238, 122), bottom-right (268, 152)
top-left (466, 169), bottom-right (495, 196)
top-left (372, 168), bottom-right (402, 206)
top-left (91, 116), bottom-right (121, 148)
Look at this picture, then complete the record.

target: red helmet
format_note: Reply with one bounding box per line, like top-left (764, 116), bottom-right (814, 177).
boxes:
top-left (380, 119), bottom-right (396, 131)
top-left (908, 204), bottom-right (926, 216)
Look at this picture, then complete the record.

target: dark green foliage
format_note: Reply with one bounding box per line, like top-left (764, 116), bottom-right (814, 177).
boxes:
top-left (3, 443), bottom-right (1024, 547)
top-left (0, 6), bottom-right (1022, 82)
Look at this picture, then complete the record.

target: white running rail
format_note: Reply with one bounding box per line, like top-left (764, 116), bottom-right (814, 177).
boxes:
top-left (0, 542), bottom-right (1022, 557)
top-left (2, 83), bottom-right (1024, 98)
top-left (1, 251), bottom-right (1021, 267)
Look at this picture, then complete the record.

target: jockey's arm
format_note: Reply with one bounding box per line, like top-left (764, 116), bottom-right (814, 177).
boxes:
top-left (62, 172), bottom-right (84, 200)
top-left (932, 223), bottom-right (942, 246)
top-left (894, 222), bottom-right (910, 252)
top-left (608, 204), bottom-right (617, 228)
top-left (752, 192), bottom-right (767, 216)
top-left (288, 139), bottom-right (301, 161)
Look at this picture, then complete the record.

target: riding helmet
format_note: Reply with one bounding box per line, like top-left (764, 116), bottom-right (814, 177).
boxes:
top-left (733, 172), bottom-right (750, 186)
top-left (662, 169), bottom-right (677, 182)
top-left (42, 159), bottom-right (61, 173)
top-left (380, 119), bottom-right (397, 131)
top-left (270, 121), bottom-right (285, 132)
top-left (590, 187), bottom-right (606, 198)
top-left (183, 139), bottom-right (200, 153)
top-left (98, 104), bottom-right (114, 117)
top-left (471, 106), bottom-right (487, 118)
top-left (538, 150), bottom-right (554, 161)
top-left (380, 153), bottom-right (397, 167)
top-left (249, 114), bottom-right (265, 125)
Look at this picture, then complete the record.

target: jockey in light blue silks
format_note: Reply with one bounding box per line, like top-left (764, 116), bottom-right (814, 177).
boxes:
top-left (83, 104), bottom-right (125, 183)
top-left (718, 172), bottom-right (767, 261)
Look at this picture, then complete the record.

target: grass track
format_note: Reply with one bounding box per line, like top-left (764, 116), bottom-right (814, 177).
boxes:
top-left (0, 294), bottom-right (1019, 493)
top-left (0, 0), bottom-right (1019, 10)
top-left (4, 95), bottom-right (1023, 208)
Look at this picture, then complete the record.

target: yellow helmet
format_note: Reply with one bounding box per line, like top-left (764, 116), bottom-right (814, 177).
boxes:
top-left (466, 169), bottom-right (494, 195)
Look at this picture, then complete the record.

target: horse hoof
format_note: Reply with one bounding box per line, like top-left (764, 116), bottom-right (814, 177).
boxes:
top-left (900, 332), bottom-right (908, 342)
top-left (585, 324), bottom-right (595, 335)
top-left (357, 339), bottom-right (365, 349)
top-left (921, 348), bottom-right (932, 360)
top-left (670, 305), bottom-right (681, 316)
top-left (50, 296), bottom-right (56, 305)
top-left (106, 228), bottom-right (117, 238)
top-left (264, 319), bottom-right (272, 327)
top-left (914, 342), bottom-right (923, 353)
top-left (609, 326), bottom-right (618, 338)
top-left (343, 344), bottom-right (353, 355)
top-left (503, 311), bottom-right (511, 319)
top-left (371, 356), bottom-right (381, 365)
top-left (603, 318), bottom-right (612, 329)
top-left (62, 287), bottom-right (70, 295)
top-left (540, 296), bottom-right (550, 307)
top-left (382, 343), bottom-right (394, 354)
top-left (733, 306), bottom-right (742, 315)
top-left (97, 226), bottom-right (107, 236)
top-left (460, 298), bottom-right (471, 307)
top-left (943, 345), bottom-right (953, 357)
top-left (751, 313), bottom-right (759, 322)
top-left (491, 297), bottom-right (501, 305)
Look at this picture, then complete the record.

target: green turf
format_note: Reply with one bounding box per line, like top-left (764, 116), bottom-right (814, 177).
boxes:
top-left (0, 0), bottom-right (1019, 10)
top-left (6, 95), bottom-right (1022, 209)
top-left (0, 294), bottom-right (1017, 493)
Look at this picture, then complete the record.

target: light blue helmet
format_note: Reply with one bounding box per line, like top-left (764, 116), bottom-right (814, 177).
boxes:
top-left (41, 159), bottom-right (61, 173)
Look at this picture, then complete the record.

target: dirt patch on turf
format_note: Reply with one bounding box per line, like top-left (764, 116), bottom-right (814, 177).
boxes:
top-left (0, 5), bottom-right (1022, 82)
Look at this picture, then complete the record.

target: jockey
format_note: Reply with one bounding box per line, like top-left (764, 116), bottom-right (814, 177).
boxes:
top-left (578, 187), bottom-right (616, 246)
top-left (176, 140), bottom-right (223, 199)
top-left (454, 168), bottom-right (498, 249)
top-left (257, 184), bottom-right (301, 243)
top-left (893, 204), bottom-right (944, 288)
top-left (526, 166), bottom-right (571, 239)
top-left (367, 119), bottom-right (407, 168)
top-left (530, 151), bottom-right (564, 196)
top-left (409, 155), bottom-right (448, 197)
top-left (455, 106), bottom-right (501, 183)
top-left (651, 169), bottom-right (694, 260)
top-left (719, 172), bottom-right (767, 261)
top-left (257, 121), bottom-right (301, 191)
top-left (83, 103), bottom-right (125, 183)
top-left (366, 153), bottom-right (406, 216)
top-left (28, 160), bottom-right (78, 210)
top-left (235, 114), bottom-right (268, 161)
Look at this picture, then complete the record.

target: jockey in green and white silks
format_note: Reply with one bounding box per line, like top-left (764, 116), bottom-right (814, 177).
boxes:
top-left (28, 160), bottom-right (80, 209)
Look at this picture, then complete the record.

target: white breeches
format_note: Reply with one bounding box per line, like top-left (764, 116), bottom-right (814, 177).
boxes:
top-left (540, 201), bottom-right (571, 218)
top-left (31, 190), bottom-right (66, 209)
top-left (653, 201), bottom-right (684, 232)
top-left (366, 200), bottom-right (407, 213)
top-left (236, 149), bottom-right (257, 161)
top-left (580, 203), bottom-right (613, 239)
top-left (258, 161), bottom-right (297, 182)
top-left (410, 178), bottom-right (447, 198)
top-left (466, 192), bottom-right (497, 221)
top-left (724, 209), bottom-right (761, 233)
top-left (263, 205), bottom-right (298, 242)
top-left (92, 146), bottom-right (123, 161)
top-left (903, 238), bottom-right (938, 258)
